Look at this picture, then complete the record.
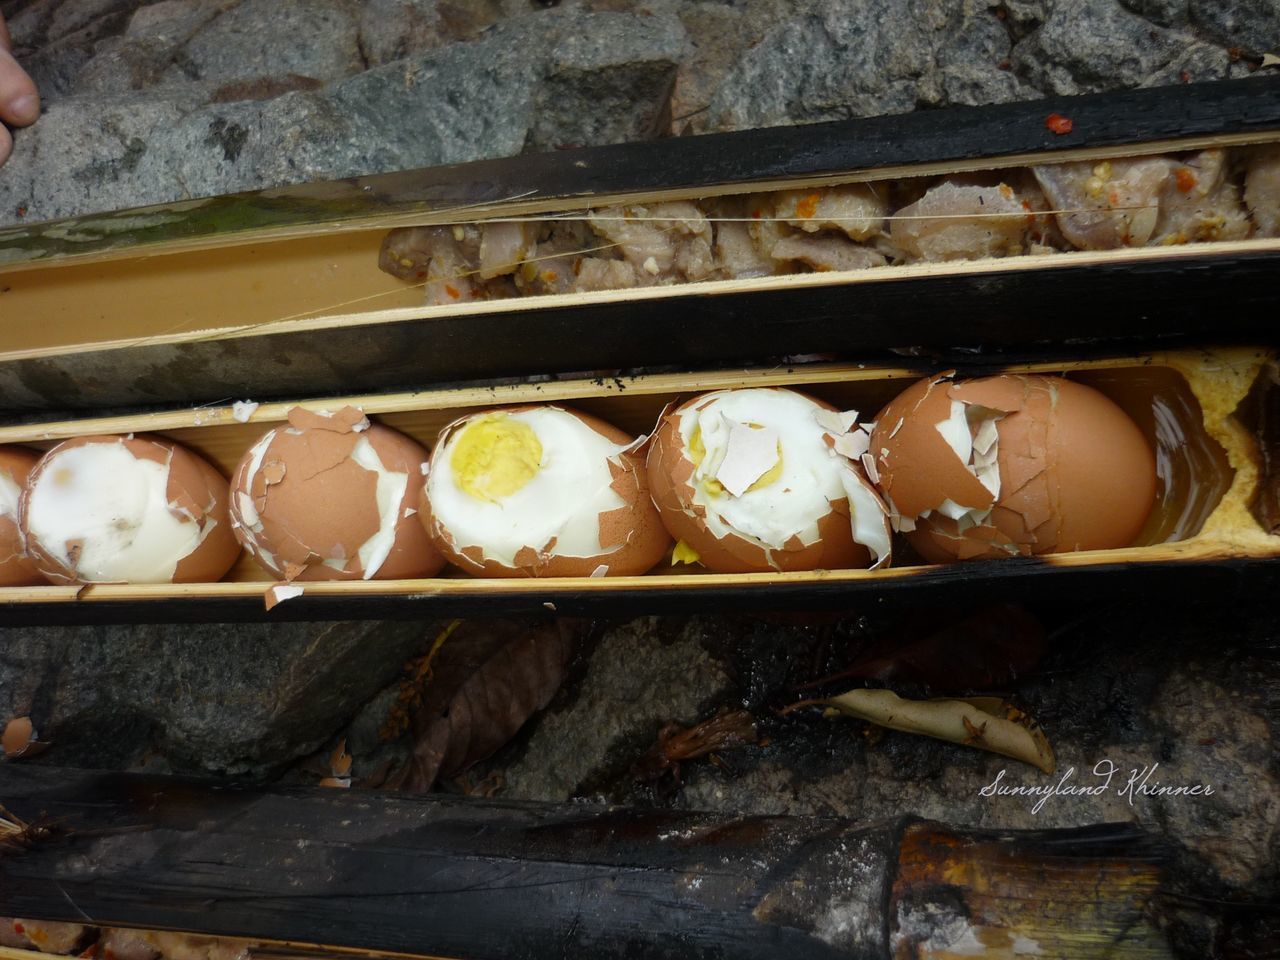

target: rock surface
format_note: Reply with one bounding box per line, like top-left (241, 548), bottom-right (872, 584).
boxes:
top-left (0, 618), bottom-right (435, 776)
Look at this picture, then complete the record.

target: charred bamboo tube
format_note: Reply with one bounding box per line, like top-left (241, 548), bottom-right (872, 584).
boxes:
top-left (0, 766), bottom-right (1170, 959)
top-left (0, 80), bottom-right (1278, 410)
top-left (0, 346), bottom-right (1277, 624)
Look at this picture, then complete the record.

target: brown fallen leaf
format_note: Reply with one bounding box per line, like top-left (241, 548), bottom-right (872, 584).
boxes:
top-left (633, 708), bottom-right (758, 783)
top-left (783, 688), bottom-right (1055, 773)
top-left (389, 619), bottom-right (577, 792)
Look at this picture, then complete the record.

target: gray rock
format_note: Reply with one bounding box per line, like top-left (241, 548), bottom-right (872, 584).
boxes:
top-left (158, 0), bottom-right (364, 89)
top-left (356, 0), bottom-right (445, 67)
top-left (495, 617), bottom-right (732, 801)
top-left (704, 0), bottom-right (1028, 132)
top-left (0, 10), bottom-right (684, 225)
top-left (0, 619), bottom-right (436, 777)
top-left (1012, 0), bottom-right (1231, 94)
top-left (45, 0), bottom-right (141, 42)
top-left (0, 92), bottom-right (205, 226)
top-left (72, 0), bottom-right (233, 95)
top-left (1120, 0), bottom-right (1191, 27)
top-left (525, 11), bottom-right (686, 150)
top-left (1189, 0), bottom-right (1280, 54)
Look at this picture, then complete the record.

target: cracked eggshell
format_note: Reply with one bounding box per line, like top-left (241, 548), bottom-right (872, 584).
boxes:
top-left (19, 435), bottom-right (240, 585)
top-left (870, 373), bottom-right (1156, 561)
top-left (230, 408), bottom-right (445, 581)
top-left (647, 388), bottom-right (889, 574)
top-left (420, 405), bottom-right (670, 578)
top-left (0, 446), bottom-right (43, 586)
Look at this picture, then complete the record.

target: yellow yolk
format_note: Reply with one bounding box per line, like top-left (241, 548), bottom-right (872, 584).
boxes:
top-left (688, 423), bottom-right (783, 496)
top-left (672, 539), bottom-right (701, 565)
top-left (450, 414), bottom-right (543, 501)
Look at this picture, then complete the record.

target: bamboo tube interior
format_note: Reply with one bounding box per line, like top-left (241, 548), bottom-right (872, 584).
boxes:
top-left (1, 129), bottom-right (1279, 363)
top-left (0, 348), bottom-right (1272, 600)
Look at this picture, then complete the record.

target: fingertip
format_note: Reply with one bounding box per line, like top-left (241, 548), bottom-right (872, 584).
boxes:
top-left (7, 92), bottom-right (37, 126)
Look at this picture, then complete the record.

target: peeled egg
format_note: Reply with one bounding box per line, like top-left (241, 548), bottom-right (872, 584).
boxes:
top-left (647, 388), bottom-right (891, 573)
top-left (0, 446), bottom-right (42, 586)
top-left (230, 406), bottom-right (445, 581)
top-left (869, 373), bottom-right (1157, 560)
top-left (421, 405), bottom-right (670, 577)
top-left (20, 435), bottom-right (240, 584)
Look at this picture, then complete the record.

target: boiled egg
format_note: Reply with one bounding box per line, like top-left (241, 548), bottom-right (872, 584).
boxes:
top-left (869, 372), bottom-right (1157, 560)
top-left (647, 388), bottom-right (891, 573)
top-left (421, 405), bottom-right (670, 577)
top-left (21, 435), bottom-right (240, 584)
top-left (230, 406), bottom-right (445, 581)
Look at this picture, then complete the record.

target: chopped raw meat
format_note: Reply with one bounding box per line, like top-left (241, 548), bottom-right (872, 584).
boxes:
top-left (478, 221), bottom-right (538, 279)
top-left (1153, 150), bottom-right (1250, 245)
top-left (574, 257), bottom-right (640, 292)
top-left (1034, 157), bottom-right (1174, 248)
top-left (1245, 144), bottom-right (1280, 237)
top-left (770, 233), bottom-right (888, 272)
top-left (888, 179), bottom-right (1048, 262)
top-left (588, 202), bottom-right (714, 282)
top-left (708, 197), bottom-right (775, 279)
top-left (774, 184), bottom-right (887, 240)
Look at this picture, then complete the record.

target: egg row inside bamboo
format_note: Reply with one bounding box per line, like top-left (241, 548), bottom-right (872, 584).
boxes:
top-left (0, 372), bottom-right (1159, 587)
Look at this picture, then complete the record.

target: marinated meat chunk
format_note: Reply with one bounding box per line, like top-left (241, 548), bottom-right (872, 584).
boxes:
top-left (707, 197), bottom-right (774, 279)
top-left (770, 233), bottom-right (887, 272)
top-left (1245, 144), bottom-right (1280, 237)
top-left (7, 920), bottom-right (87, 954)
top-left (888, 179), bottom-right (1050, 262)
top-left (1034, 157), bottom-right (1174, 248)
top-left (774, 184), bottom-right (887, 241)
top-left (379, 225), bottom-right (481, 305)
top-left (574, 257), bottom-right (641, 291)
top-left (478, 221), bottom-right (538, 279)
top-left (1154, 150), bottom-right (1250, 244)
top-left (588, 202), bottom-right (715, 282)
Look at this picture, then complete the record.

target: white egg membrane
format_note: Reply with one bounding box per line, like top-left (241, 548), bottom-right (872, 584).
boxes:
top-left (680, 389), bottom-right (890, 566)
top-left (233, 428), bottom-right (408, 579)
top-left (919, 399), bottom-right (1004, 534)
top-left (428, 408), bottom-right (629, 566)
top-left (0, 468), bottom-right (20, 522)
top-left (25, 441), bottom-right (208, 582)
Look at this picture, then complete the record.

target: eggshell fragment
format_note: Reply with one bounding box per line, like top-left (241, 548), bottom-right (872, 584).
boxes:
top-left (421, 405), bottom-right (670, 578)
top-left (870, 373), bottom-right (1157, 560)
top-left (230, 407), bottom-right (445, 581)
top-left (0, 446), bottom-right (42, 586)
top-left (647, 388), bottom-right (891, 573)
top-left (20, 435), bottom-right (240, 585)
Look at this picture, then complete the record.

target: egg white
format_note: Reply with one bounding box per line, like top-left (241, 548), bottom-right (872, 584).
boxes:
top-left (427, 408), bottom-right (629, 567)
top-left (678, 389), bottom-right (889, 564)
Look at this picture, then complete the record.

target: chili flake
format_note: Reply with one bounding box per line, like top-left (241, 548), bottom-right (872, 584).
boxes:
top-left (1045, 112), bottom-right (1073, 135)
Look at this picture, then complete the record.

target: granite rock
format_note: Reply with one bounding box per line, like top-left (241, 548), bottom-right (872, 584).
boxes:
top-left (0, 619), bottom-right (435, 777)
top-left (1012, 0), bottom-right (1232, 94)
top-left (704, 0), bottom-right (1029, 132)
top-left (0, 9), bottom-right (684, 224)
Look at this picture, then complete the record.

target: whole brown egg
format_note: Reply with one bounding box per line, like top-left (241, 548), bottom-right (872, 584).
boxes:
top-left (868, 373), bottom-right (1157, 560)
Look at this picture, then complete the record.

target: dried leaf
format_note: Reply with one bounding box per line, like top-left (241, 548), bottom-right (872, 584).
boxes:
top-left (633, 708), bottom-right (758, 782)
top-left (787, 688), bottom-right (1055, 773)
top-left (394, 620), bottom-right (577, 792)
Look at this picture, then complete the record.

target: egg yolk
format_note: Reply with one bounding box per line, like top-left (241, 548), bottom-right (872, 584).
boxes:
top-left (450, 414), bottom-right (543, 502)
top-left (688, 423), bottom-right (784, 496)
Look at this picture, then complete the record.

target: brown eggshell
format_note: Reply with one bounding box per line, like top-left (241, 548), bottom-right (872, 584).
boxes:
top-left (0, 446), bottom-right (43, 586)
top-left (20, 434), bottom-right (240, 585)
top-left (231, 411), bottom-right (445, 581)
top-left (420, 405), bottom-right (670, 578)
top-left (872, 374), bottom-right (1157, 560)
top-left (647, 390), bottom-right (874, 574)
